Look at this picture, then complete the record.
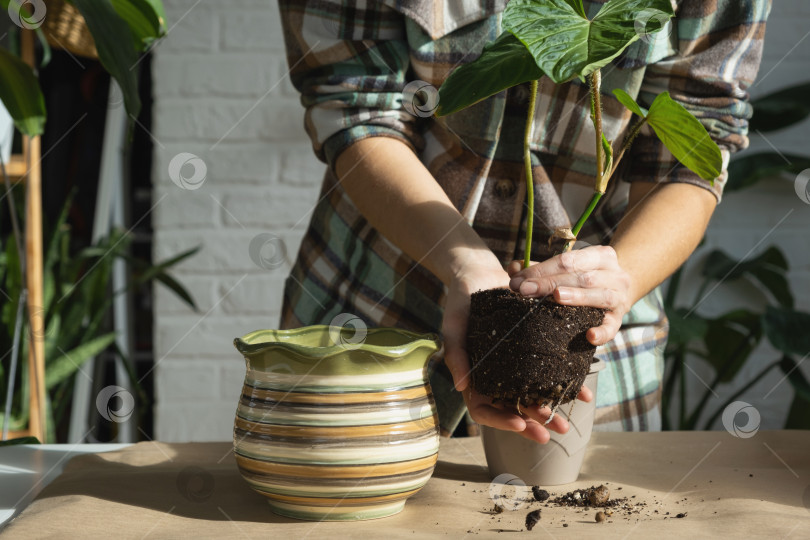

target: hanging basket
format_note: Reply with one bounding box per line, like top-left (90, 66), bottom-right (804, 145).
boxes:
top-left (41, 0), bottom-right (97, 59)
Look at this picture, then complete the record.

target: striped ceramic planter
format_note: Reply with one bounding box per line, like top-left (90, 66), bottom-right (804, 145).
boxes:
top-left (233, 325), bottom-right (441, 521)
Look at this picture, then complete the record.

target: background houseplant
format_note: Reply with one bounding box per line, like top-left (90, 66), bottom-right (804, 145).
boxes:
top-left (0, 0), bottom-right (167, 133)
top-left (663, 82), bottom-right (810, 431)
top-left (1, 192), bottom-right (197, 442)
top-left (0, 0), bottom-right (173, 442)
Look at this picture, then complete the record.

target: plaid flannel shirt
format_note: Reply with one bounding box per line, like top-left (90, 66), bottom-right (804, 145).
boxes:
top-left (277, 0), bottom-right (771, 434)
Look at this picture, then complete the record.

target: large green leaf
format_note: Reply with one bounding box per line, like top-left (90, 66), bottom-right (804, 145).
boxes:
top-left (111, 0), bottom-right (167, 50)
top-left (726, 152), bottom-right (810, 192)
top-left (763, 307), bottom-right (810, 357)
top-left (503, 0), bottom-right (673, 84)
top-left (46, 332), bottom-right (117, 390)
top-left (436, 32), bottom-right (542, 117)
top-left (703, 310), bottom-right (761, 382)
top-left (645, 92), bottom-right (723, 181)
top-left (72, 0), bottom-right (142, 118)
top-left (0, 48), bottom-right (45, 136)
top-left (664, 306), bottom-right (708, 349)
top-left (779, 355), bottom-right (810, 429)
top-left (702, 247), bottom-right (793, 308)
top-left (749, 83), bottom-right (810, 133)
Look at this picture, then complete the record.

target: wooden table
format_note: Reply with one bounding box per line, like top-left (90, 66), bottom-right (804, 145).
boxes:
top-left (2, 431), bottom-right (808, 538)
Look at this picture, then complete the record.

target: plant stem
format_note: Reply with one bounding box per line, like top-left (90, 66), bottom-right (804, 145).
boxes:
top-left (562, 71), bottom-right (604, 253)
top-left (523, 79), bottom-right (539, 268)
top-left (608, 118), bottom-right (646, 180)
top-left (661, 353), bottom-right (679, 431)
top-left (684, 334), bottom-right (758, 429)
top-left (700, 360), bottom-right (780, 430)
top-left (591, 71), bottom-right (604, 191)
top-left (570, 192), bottom-right (603, 238)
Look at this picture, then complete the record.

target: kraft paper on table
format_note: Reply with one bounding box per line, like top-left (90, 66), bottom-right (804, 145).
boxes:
top-left (4, 431), bottom-right (809, 539)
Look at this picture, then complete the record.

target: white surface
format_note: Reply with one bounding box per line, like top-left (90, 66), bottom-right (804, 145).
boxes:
top-left (150, 0), bottom-right (810, 441)
top-left (0, 444), bottom-right (130, 530)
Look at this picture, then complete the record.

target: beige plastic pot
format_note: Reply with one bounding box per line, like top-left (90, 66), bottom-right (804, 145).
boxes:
top-left (481, 358), bottom-right (605, 486)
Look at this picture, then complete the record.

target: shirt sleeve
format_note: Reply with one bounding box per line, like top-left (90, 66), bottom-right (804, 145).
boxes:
top-left (278, 0), bottom-right (421, 168)
top-left (622, 0), bottom-right (773, 202)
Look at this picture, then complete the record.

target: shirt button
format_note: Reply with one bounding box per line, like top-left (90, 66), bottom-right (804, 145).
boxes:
top-left (493, 178), bottom-right (517, 199)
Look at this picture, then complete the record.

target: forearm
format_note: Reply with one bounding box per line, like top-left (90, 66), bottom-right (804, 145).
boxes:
top-left (334, 137), bottom-right (502, 285)
top-left (611, 182), bottom-right (717, 305)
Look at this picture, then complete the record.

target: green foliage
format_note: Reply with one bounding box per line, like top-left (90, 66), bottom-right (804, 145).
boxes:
top-left (438, 0), bottom-right (721, 252)
top-left (727, 81), bottom-right (810, 191)
top-left (0, 0), bottom-right (167, 133)
top-left (73, 0), bottom-right (141, 118)
top-left (111, 0), bottom-right (167, 50)
top-left (703, 310), bottom-right (761, 383)
top-left (726, 152), bottom-right (810, 192)
top-left (503, 0), bottom-right (673, 83)
top-left (613, 88), bottom-right (647, 117)
top-left (779, 356), bottom-right (810, 429)
top-left (748, 82), bottom-right (810, 133)
top-left (0, 48), bottom-right (46, 135)
top-left (0, 192), bottom-right (198, 442)
top-left (435, 32), bottom-right (542, 117)
top-left (663, 246), bottom-right (810, 431)
top-left (702, 247), bottom-right (792, 308)
top-left (763, 306), bottom-right (810, 356)
top-left (0, 435), bottom-right (40, 446)
top-left (665, 306), bottom-right (708, 348)
top-left (645, 93), bottom-right (723, 180)
top-left (611, 90), bottom-right (722, 180)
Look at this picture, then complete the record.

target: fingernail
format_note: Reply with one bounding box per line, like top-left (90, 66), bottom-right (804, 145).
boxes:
top-left (520, 281), bottom-right (539, 295)
top-left (556, 287), bottom-right (572, 301)
top-left (509, 277), bottom-right (524, 290)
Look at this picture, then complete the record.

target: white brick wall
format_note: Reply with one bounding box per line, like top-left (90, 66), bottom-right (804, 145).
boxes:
top-left (152, 1), bottom-right (810, 441)
top-left (151, 0), bottom-right (320, 441)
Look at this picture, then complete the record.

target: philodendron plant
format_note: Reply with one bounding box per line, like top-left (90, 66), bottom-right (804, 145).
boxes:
top-left (438, 0), bottom-right (724, 412)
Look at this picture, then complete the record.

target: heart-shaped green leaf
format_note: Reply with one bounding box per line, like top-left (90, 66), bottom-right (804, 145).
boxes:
top-left (504, 0), bottom-right (673, 84)
top-left (0, 48), bottom-right (46, 136)
top-left (645, 92), bottom-right (723, 181)
top-left (436, 32), bottom-right (542, 117)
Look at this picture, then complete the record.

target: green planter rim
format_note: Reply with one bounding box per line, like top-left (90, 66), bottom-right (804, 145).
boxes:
top-left (234, 325), bottom-right (441, 359)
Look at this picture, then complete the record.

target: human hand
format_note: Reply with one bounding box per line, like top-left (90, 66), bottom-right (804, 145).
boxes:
top-left (507, 245), bottom-right (632, 346)
top-left (441, 260), bottom-right (594, 444)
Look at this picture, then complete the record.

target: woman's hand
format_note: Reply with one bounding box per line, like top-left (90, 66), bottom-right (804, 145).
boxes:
top-left (441, 260), bottom-right (594, 444)
top-left (507, 245), bottom-right (632, 346)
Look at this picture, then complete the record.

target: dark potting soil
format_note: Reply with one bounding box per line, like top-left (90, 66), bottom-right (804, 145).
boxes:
top-left (466, 288), bottom-right (605, 408)
top-left (525, 510), bottom-right (541, 531)
top-left (552, 485), bottom-right (622, 508)
top-left (532, 487), bottom-right (550, 502)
